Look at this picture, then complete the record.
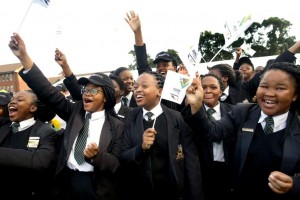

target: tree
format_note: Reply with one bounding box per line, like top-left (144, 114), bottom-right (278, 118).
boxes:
top-left (199, 17), bottom-right (297, 62)
top-left (127, 50), bottom-right (155, 70)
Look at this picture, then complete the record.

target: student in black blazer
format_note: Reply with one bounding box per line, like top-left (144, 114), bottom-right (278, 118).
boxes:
top-left (0, 90), bottom-right (57, 200)
top-left (191, 73), bottom-right (235, 200)
top-left (120, 71), bottom-right (204, 200)
top-left (125, 10), bottom-right (185, 112)
top-left (112, 67), bottom-right (137, 108)
top-left (182, 62), bottom-right (300, 199)
top-left (109, 74), bottom-right (133, 121)
top-left (9, 33), bottom-right (124, 200)
top-left (54, 48), bottom-right (133, 123)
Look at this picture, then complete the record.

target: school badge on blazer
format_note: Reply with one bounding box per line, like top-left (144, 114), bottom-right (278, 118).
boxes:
top-left (176, 144), bottom-right (184, 160)
top-left (27, 137), bottom-right (40, 148)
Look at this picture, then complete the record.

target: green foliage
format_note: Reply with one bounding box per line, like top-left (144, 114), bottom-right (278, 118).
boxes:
top-left (128, 17), bottom-right (297, 66)
top-left (199, 17), bottom-right (296, 62)
top-left (127, 50), bottom-right (155, 70)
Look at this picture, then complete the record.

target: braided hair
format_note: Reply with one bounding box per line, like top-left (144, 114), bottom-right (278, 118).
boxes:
top-left (263, 62), bottom-right (300, 113)
top-left (143, 71), bottom-right (165, 89)
top-left (201, 73), bottom-right (225, 92)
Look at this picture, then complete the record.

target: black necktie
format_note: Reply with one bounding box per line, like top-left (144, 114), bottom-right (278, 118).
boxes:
top-left (12, 122), bottom-right (20, 133)
top-left (145, 112), bottom-right (154, 121)
top-left (264, 116), bottom-right (274, 134)
top-left (122, 97), bottom-right (128, 107)
top-left (74, 113), bottom-right (91, 165)
top-left (206, 108), bottom-right (216, 121)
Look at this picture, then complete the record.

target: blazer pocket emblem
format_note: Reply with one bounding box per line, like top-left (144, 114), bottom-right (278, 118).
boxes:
top-left (27, 137), bottom-right (40, 148)
top-left (176, 144), bottom-right (184, 160)
top-left (242, 128), bottom-right (254, 133)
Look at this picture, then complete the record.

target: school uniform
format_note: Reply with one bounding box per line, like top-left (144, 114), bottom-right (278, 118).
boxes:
top-left (182, 103), bottom-right (300, 199)
top-left (19, 64), bottom-right (124, 200)
top-left (197, 103), bottom-right (235, 200)
top-left (134, 44), bottom-right (185, 112)
top-left (0, 117), bottom-right (57, 200)
top-left (120, 104), bottom-right (204, 200)
top-left (114, 101), bottom-right (133, 123)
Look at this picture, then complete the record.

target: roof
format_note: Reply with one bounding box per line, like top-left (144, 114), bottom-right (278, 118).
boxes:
top-left (0, 63), bottom-right (23, 73)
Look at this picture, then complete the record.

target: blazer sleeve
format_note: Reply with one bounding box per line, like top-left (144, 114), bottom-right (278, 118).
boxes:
top-left (134, 44), bottom-right (152, 75)
top-left (19, 64), bottom-right (76, 122)
top-left (63, 73), bottom-right (82, 101)
top-left (0, 123), bottom-right (56, 170)
top-left (92, 118), bottom-right (124, 174)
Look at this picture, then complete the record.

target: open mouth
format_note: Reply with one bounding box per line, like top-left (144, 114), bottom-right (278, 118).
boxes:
top-left (8, 106), bottom-right (17, 117)
top-left (135, 94), bottom-right (144, 102)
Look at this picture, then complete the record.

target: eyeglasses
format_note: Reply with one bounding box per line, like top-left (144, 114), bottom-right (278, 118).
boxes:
top-left (81, 88), bottom-right (103, 95)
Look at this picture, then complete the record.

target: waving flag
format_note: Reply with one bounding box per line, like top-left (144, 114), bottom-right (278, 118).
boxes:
top-left (223, 13), bottom-right (253, 48)
top-left (33, 0), bottom-right (50, 8)
top-left (161, 71), bottom-right (193, 104)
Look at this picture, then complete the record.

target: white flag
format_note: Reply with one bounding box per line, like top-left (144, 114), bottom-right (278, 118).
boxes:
top-left (33, 0), bottom-right (50, 8)
top-left (223, 14), bottom-right (253, 48)
top-left (161, 71), bottom-right (193, 104)
top-left (241, 42), bottom-right (256, 56)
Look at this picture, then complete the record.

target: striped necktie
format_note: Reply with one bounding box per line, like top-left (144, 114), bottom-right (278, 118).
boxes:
top-left (12, 122), bottom-right (20, 133)
top-left (264, 116), bottom-right (274, 134)
top-left (206, 108), bottom-right (216, 121)
top-left (145, 112), bottom-right (154, 121)
top-left (74, 113), bottom-right (91, 165)
top-left (122, 97), bottom-right (128, 106)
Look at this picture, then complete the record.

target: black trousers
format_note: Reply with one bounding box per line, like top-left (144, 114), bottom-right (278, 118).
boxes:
top-left (57, 167), bottom-right (98, 200)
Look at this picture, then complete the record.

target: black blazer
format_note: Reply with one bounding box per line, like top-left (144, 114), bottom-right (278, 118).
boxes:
top-left (182, 103), bottom-right (300, 198)
top-left (128, 95), bottom-right (137, 108)
top-left (0, 118), bottom-right (57, 199)
top-left (117, 104), bottom-right (133, 122)
top-left (196, 103), bottom-right (235, 166)
top-left (134, 44), bottom-right (185, 112)
top-left (120, 104), bottom-right (204, 200)
top-left (20, 64), bottom-right (124, 200)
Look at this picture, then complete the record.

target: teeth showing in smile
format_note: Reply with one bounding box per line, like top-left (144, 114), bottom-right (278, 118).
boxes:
top-left (265, 100), bottom-right (274, 104)
top-left (136, 94), bottom-right (144, 99)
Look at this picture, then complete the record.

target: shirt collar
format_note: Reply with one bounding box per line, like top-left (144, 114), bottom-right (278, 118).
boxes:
top-left (12, 117), bottom-right (36, 131)
top-left (223, 86), bottom-right (229, 96)
top-left (114, 101), bottom-right (122, 113)
top-left (143, 104), bottom-right (163, 119)
top-left (124, 91), bottom-right (133, 101)
top-left (87, 110), bottom-right (105, 121)
top-left (204, 102), bottom-right (221, 115)
top-left (258, 111), bottom-right (289, 130)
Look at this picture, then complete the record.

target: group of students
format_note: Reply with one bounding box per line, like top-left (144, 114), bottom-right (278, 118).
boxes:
top-left (1, 10), bottom-right (300, 200)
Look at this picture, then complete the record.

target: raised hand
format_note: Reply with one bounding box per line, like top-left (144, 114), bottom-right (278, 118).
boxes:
top-left (54, 48), bottom-right (72, 77)
top-left (185, 76), bottom-right (203, 114)
top-left (8, 32), bottom-right (33, 70)
top-left (124, 10), bottom-right (141, 33)
top-left (55, 48), bottom-right (68, 67)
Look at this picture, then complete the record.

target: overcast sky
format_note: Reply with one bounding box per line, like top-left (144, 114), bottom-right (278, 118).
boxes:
top-left (0, 0), bottom-right (299, 77)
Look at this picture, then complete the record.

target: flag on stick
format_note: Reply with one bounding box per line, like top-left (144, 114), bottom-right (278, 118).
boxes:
top-left (223, 13), bottom-right (253, 48)
top-left (161, 71), bottom-right (193, 104)
top-left (33, 0), bottom-right (50, 8)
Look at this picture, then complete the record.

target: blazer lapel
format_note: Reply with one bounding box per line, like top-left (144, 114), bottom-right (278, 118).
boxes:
top-left (67, 114), bottom-right (84, 153)
top-left (99, 116), bottom-right (112, 150)
top-left (238, 107), bottom-right (261, 175)
top-left (281, 114), bottom-right (300, 173)
top-left (163, 107), bottom-right (179, 161)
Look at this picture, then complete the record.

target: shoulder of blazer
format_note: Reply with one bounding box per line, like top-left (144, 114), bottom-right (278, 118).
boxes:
top-left (31, 120), bottom-right (55, 137)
